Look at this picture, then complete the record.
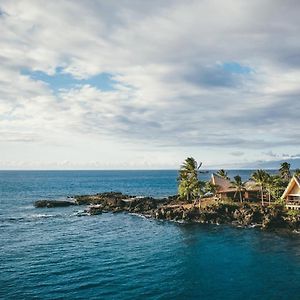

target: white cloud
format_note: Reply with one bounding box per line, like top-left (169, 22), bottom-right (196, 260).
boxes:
top-left (1, 0), bottom-right (300, 168)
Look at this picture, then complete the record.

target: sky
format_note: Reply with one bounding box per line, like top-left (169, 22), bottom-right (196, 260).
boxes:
top-left (0, 0), bottom-right (300, 170)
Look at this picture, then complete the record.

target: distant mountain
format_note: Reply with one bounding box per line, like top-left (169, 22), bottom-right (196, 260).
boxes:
top-left (243, 158), bottom-right (300, 169)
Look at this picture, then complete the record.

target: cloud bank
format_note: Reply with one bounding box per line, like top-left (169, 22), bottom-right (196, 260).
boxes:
top-left (1, 0), bottom-right (300, 168)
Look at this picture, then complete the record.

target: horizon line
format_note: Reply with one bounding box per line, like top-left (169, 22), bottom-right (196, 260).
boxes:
top-left (0, 168), bottom-right (282, 171)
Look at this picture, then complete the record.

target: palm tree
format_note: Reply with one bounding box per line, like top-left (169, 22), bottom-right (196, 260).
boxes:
top-left (204, 181), bottom-right (218, 195)
top-left (216, 169), bottom-right (229, 180)
top-left (251, 170), bottom-right (268, 205)
top-left (178, 174), bottom-right (199, 202)
top-left (279, 162), bottom-right (291, 181)
top-left (269, 175), bottom-right (286, 200)
top-left (264, 174), bottom-right (274, 205)
top-left (178, 157), bottom-right (202, 203)
top-left (294, 168), bottom-right (300, 178)
top-left (230, 175), bottom-right (246, 202)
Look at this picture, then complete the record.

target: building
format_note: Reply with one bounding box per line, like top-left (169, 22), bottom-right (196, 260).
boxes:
top-left (244, 180), bottom-right (262, 201)
top-left (211, 173), bottom-right (260, 201)
top-left (281, 176), bottom-right (300, 210)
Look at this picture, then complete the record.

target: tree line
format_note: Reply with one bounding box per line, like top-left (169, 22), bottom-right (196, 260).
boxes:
top-left (178, 158), bottom-right (300, 204)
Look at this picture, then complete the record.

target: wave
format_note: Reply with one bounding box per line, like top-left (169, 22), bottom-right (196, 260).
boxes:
top-left (0, 213), bottom-right (62, 223)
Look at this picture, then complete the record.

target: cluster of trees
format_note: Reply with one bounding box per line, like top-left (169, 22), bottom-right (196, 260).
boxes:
top-left (250, 163), bottom-right (300, 205)
top-left (178, 158), bottom-right (300, 204)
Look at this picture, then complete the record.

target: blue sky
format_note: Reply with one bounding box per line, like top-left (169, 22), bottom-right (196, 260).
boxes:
top-left (21, 68), bottom-right (117, 93)
top-left (0, 0), bottom-right (300, 169)
top-left (221, 62), bottom-right (252, 74)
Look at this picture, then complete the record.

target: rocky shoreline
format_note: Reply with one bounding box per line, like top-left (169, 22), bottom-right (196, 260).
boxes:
top-left (34, 192), bottom-right (300, 232)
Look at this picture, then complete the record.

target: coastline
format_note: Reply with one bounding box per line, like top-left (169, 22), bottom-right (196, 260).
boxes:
top-left (34, 192), bottom-right (300, 233)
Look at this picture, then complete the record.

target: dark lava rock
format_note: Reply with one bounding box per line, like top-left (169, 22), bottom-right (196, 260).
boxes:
top-left (261, 205), bottom-right (287, 229)
top-left (34, 190), bottom-right (300, 232)
top-left (74, 192), bottom-right (133, 205)
top-left (34, 200), bottom-right (75, 208)
top-left (126, 197), bottom-right (160, 213)
top-left (284, 213), bottom-right (300, 230)
top-left (181, 208), bottom-right (199, 221)
top-left (86, 205), bottom-right (103, 215)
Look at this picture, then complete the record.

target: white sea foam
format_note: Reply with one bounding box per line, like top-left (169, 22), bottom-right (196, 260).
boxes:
top-left (28, 214), bottom-right (57, 219)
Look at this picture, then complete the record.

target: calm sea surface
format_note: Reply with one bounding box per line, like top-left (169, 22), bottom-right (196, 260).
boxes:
top-left (0, 170), bottom-right (299, 300)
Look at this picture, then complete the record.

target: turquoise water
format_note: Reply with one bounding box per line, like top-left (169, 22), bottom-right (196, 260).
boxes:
top-left (0, 170), bottom-right (299, 299)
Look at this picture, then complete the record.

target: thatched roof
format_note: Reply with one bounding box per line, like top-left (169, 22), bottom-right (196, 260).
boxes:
top-left (211, 173), bottom-right (260, 193)
top-left (244, 180), bottom-right (260, 191)
top-left (211, 173), bottom-right (235, 193)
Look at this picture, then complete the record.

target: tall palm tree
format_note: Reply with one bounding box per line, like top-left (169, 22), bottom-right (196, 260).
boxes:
top-left (251, 170), bottom-right (268, 205)
top-left (216, 169), bottom-right (229, 179)
top-left (279, 162), bottom-right (291, 181)
top-left (178, 157), bottom-right (202, 203)
top-left (264, 174), bottom-right (274, 205)
top-left (230, 175), bottom-right (246, 202)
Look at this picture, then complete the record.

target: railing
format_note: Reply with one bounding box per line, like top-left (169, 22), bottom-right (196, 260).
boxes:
top-left (286, 201), bottom-right (300, 210)
top-left (287, 199), bottom-right (300, 204)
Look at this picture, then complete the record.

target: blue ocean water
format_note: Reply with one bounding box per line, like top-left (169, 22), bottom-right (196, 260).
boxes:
top-left (0, 170), bottom-right (299, 300)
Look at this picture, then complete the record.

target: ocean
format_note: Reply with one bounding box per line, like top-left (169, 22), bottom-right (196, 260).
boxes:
top-left (0, 170), bottom-right (299, 299)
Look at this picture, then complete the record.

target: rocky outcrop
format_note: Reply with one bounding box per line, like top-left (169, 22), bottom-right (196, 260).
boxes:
top-left (34, 192), bottom-right (300, 232)
top-left (284, 213), bottom-right (300, 231)
top-left (260, 205), bottom-right (286, 229)
top-left (152, 202), bottom-right (300, 231)
top-left (85, 196), bottom-right (165, 215)
top-left (34, 200), bottom-right (76, 208)
top-left (75, 192), bottom-right (134, 205)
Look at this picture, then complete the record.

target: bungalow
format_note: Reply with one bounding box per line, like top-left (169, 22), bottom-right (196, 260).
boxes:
top-left (211, 173), bottom-right (260, 201)
top-left (244, 180), bottom-right (262, 201)
top-left (281, 176), bottom-right (300, 210)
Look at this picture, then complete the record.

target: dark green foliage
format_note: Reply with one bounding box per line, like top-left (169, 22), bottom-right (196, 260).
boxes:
top-left (279, 162), bottom-right (291, 181)
top-left (230, 175), bottom-right (246, 202)
top-left (216, 169), bottom-right (229, 179)
top-left (178, 157), bottom-right (204, 202)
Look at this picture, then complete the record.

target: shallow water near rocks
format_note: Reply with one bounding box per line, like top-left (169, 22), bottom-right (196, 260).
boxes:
top-left (0, 170), bottom-right (299, 299)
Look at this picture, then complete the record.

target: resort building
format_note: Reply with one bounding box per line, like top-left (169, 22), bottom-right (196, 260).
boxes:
top-left (281, 176), bottom-right (300, 210)
top-left (244, 181), bottom-right (262, 201)
top-left (211, 173), bottom-right (260, 201)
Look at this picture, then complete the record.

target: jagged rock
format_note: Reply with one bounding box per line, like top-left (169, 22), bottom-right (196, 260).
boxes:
top-left (34, 200), bottom-right (76, 208)
top-left (34, 191), bottom-right (300, 232)
top-left (74, 192), bottom-right (133, 205)
top-left (284, 214), bottom-right (300, 230)
top-left (87, 205), bottom-right (103, 215)
top-left (261, 205), bottom-right (287, 229)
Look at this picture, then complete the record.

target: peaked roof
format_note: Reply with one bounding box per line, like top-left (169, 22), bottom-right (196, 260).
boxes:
top-left (282, 176), bottom-right (300, 199)
top-left (211, 173), bottom-right (261, 193)
top-left (244, 180), bottom-right (261, 191)
top-left (211, 173), bottom-right (235, 193)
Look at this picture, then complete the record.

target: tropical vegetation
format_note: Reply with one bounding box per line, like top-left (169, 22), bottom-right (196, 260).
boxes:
top-left (230, 175), bottom-right (246, 202)
top-left (204, 181), bottom-right (218, 195)
top-left (178, 157), bottom-right (204, 202)
top-left (216, 169), bottom-right (229, 179)
top-left (178, 159), bottom-right (296, 207)
top-left (279, 162), bottom-right (291, 181)
top-left (251, 169), bottom-right (268, 205)
top-left (294, 168), bottom-right (300, 177)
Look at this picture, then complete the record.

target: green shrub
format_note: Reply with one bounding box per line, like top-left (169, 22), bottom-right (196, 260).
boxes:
top-left (287, 209), bottom-right (300, 217)
top-left (274, 198), bottom-right (285, 206)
